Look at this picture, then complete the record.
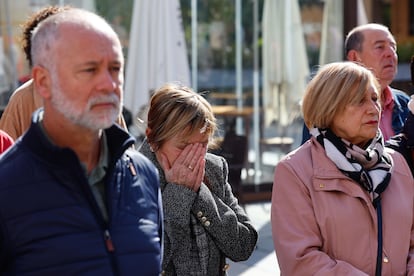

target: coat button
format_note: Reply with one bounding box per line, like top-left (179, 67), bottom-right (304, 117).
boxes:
top-left (197, 211), bottom-right (203, 218)
top-left (383, 256), bottom-right (389, 263)
top-left (319, 184), bottom-right (324, 188)
top-left (201, 216), bottom-right (207, 222)
top-left (204, 221), bottom-right (211, 227)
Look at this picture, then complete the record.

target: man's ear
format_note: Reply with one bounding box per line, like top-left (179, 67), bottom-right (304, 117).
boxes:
top-left (32, 65), bottom-right (52, 99)
top-left (347, 50), bottom-right (360, 62)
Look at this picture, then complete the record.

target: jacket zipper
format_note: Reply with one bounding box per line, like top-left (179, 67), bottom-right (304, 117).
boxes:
top-left (77, 162), bottom-right (118, 274)
top-left (104, 229), bottom-right (115, 252)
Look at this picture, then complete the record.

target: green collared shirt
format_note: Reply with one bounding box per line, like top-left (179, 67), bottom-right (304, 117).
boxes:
top-left (38, 113), bottom-right (109, 221)
top-left (88, 133), bottom-right (109, 221)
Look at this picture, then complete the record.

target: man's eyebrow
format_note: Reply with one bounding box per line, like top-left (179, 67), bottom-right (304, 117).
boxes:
top-left (373, 39), bottom-right (386, 44)
top-left (76, 61), bottom-right (99, 68)
top-left (73, 61), bottom-right (123, 71)
top-left (109, 60), bottom-right (123, 66)
top-left (373, 39), bottom-right (396, 46)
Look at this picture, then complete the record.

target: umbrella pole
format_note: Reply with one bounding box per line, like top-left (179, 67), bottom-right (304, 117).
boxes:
top-left (4, 0), bottom-right (17, 91)
top-left (191, 0), bottom-right (198, 91)
top-left (235, 0), bottom-right (243, 135)
top-left (252, 0), bottom-right (261, 185)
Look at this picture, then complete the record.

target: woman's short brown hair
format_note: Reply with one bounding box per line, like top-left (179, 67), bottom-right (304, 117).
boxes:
top-left (146, 83), bottom-right (217, 150)
top-left (302, 61), bottom-right (380, 130)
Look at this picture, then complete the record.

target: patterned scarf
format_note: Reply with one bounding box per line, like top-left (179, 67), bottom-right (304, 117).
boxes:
top-left (310, 128), bottom-right (392, 203)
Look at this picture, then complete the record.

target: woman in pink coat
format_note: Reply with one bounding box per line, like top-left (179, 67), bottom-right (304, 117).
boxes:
top-left (271, 61), bottom-right (414, 276)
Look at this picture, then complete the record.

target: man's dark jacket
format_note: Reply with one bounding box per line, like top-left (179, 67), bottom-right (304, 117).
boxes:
top-left (0, 110), bottom-right (163, 275)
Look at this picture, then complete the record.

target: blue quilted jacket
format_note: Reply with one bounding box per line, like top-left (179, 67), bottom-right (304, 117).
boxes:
top-left (0, 110), bottom-right (163, 275)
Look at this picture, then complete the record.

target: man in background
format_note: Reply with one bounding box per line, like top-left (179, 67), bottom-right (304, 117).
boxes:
top-left (302, 23), bottom-right (409, 143)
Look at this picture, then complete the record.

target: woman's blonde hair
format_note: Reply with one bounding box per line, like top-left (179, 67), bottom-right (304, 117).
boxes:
top-left (302, 61), bottom-right (380, 130)
top-left (146, 83), bottom-right (217, 150)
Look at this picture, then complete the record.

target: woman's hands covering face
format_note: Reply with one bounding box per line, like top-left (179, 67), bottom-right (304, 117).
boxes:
top-left (158, 143), bottom-right (207, 192)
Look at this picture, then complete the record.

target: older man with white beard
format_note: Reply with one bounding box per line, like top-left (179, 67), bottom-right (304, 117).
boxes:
top-left (0, 8), bottom-right (163, 275)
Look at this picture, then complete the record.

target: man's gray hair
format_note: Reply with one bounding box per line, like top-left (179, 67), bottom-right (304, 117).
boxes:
top-left (31, 8), bottom-right (120, 69)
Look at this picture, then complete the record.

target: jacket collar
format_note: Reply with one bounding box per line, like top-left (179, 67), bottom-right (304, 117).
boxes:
top-left (138, 139), bottom-right (167, 190)
top-left (22, 108), bottom-right (135, 168)
top-left (308, 137), bottom-right (373, 202)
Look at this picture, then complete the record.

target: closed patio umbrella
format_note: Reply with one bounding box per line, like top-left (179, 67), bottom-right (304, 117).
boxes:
top-left (262, 0), bottom-right (309, 127)
top-left (124, 0), bottom-right (190, 126)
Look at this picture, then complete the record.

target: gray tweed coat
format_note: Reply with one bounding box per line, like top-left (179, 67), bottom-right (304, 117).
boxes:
top-left (139, 140), bottom-right (258, 276)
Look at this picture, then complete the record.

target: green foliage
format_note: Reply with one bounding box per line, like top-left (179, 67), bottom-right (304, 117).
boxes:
top-left (95, 0), bottom-right (134, 34)
top-left (397, 42), bottom-right (414, 63)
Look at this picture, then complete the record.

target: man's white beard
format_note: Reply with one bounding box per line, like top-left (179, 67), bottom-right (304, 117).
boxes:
top-left (50, 75), bottom-right (121, 130)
